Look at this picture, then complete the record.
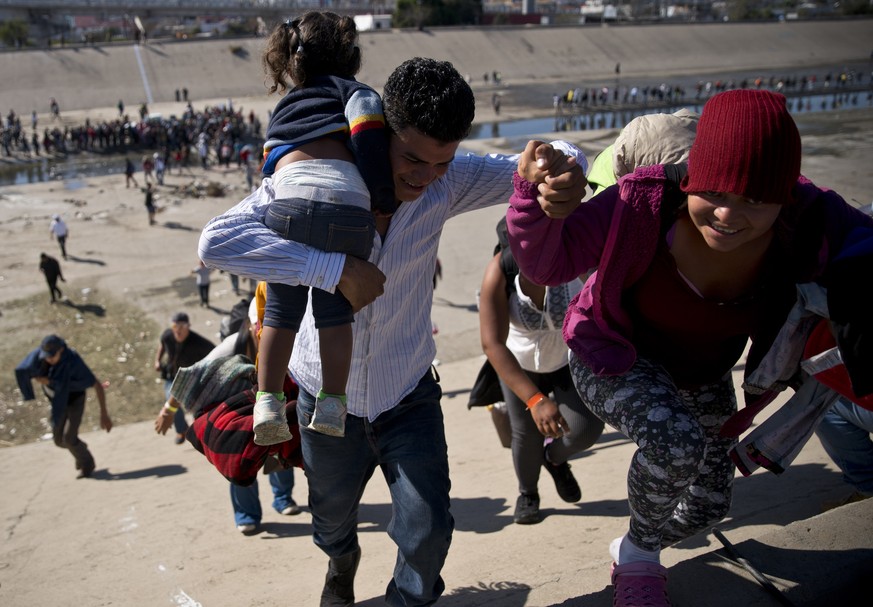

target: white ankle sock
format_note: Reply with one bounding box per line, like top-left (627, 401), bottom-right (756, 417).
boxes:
top-left (609, 533), bottom-right (661, 566)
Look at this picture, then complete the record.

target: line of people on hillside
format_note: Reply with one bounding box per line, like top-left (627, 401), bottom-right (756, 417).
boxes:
top-left (13, 11), bottom-right (873, 607)
top-left (552, 67), bottom-right (869, 111)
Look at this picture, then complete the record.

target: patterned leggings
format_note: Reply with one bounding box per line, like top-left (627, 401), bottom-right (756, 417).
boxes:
top-left (570, 354), bottom-right (737, 551)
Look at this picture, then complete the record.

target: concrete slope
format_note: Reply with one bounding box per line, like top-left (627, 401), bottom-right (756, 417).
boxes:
top-left (0, 353), bottom-right (868, 606)
top-left (1, 19), bottom-right (872, 114)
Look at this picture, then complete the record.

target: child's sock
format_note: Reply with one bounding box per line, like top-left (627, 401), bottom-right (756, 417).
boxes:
top-left (256, 391), bottom-right (285, 402)
top-left (609, 533), bottom-right (661, 566)
top-left (316, 390), bottom-right (347, 404)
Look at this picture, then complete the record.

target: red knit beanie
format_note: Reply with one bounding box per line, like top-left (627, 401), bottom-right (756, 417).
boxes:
top-left (681, 89), bottom-right (801, 204)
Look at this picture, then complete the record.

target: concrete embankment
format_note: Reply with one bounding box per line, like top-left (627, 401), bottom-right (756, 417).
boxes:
top-left (1, 19), bottom-right (871, 114)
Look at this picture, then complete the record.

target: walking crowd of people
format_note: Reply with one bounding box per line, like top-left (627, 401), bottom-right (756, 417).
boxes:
top-left (1, 97), bottom-right (264, 173)
top-left (546, 66), bottom-right (873, 135)
top-left (8, 12), bottom-right (873, 607)
top-left (551, 67), bottom-right (871, 111)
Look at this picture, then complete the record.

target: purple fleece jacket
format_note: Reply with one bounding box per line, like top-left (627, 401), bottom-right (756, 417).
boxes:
top-left (507, 164), bottom-right (872, 431)
top-left (506, 165), bottom-right (669, 376)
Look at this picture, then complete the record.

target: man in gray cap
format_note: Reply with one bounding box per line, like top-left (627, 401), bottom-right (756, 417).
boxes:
top-left (15, 335), bottom-right (112, 477)
top-left (154, 312), bottom-right (215, 443)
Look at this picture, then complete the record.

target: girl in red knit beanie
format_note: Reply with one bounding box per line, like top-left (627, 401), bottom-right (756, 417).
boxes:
top-left (506, 89), bottom-right (873, 607)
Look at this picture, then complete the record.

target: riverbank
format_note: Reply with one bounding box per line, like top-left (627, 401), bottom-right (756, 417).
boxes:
top-left (2, 71), bottom-right (870, 187)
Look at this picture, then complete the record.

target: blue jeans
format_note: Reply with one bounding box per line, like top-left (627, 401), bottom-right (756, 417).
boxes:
top-left (296, 371), bottom-right (452, 607)
top-left (264, 197), bottom-right (373, 331)
top-left (264, 281), bottom-right (352, 331)
top-left (230, 468), bottom-right (297, 526)
top-left (815, 397), bottom-right (873, 495)
top-left (265, 197), bottom-right (375, 260)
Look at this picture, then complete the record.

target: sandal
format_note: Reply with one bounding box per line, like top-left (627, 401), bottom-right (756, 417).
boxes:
top-left (611, 561), bottom-right (670, 607)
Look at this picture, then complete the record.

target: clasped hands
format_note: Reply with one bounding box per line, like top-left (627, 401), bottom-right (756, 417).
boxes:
top-left (517, 140), bottom-right (587, 219)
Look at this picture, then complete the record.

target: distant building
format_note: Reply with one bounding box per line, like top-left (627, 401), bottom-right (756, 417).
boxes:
top-left (354, 14), bottom-right (392, 31)
top-left (580, 1), bottom-right (619, 21)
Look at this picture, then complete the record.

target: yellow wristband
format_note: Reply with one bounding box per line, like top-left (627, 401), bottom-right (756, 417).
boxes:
top-left (526, 392), bottom-right (546, 410)
top-left (163, 402), bottom-right (178, 414)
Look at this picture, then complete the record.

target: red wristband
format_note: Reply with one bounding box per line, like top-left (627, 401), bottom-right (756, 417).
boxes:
top-left (526, 392), bottom-right (546, 410)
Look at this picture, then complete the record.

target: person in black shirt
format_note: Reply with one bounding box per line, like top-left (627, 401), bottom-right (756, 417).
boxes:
top-left (143, 183), bottom-right (156, 225)
top-left (39, 252), bottom-right (65, 303)
top-left (153, 312), bottom-right (214, 443)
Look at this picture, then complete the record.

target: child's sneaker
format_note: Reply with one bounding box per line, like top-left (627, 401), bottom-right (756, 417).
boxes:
top-left (308, 394), bottom-right (347, 437)
top-left (253, 392), bottom-right (293, 446)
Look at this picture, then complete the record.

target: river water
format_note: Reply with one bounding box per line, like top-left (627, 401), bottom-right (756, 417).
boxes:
top-left (1, 88), bottom-right (870, 188)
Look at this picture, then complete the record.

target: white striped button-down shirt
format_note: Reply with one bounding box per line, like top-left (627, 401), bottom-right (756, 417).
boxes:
top-left (199, 144), bottom-right (584, 421)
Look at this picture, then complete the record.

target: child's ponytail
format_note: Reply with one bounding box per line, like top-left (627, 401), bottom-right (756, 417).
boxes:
top-left (262, 19), bottom-right (297, 94)
top-left (263, 12), bottom-right (362, 92)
